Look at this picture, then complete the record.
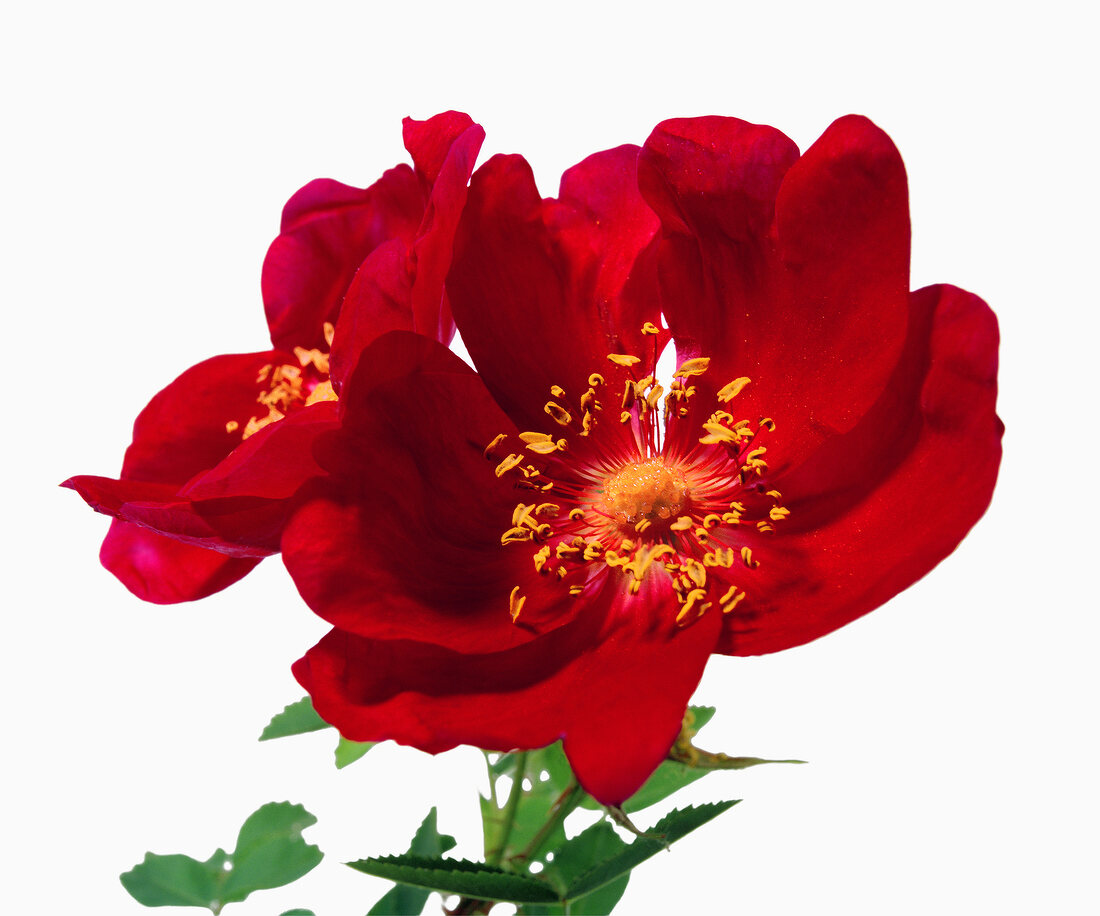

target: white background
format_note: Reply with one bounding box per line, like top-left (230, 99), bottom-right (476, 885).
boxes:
top-left (5, 1), bottom-right (1097, 913)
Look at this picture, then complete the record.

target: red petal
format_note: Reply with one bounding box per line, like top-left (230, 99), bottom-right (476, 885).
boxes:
top-left (284, 332), bottom-right (565, 653)
top-left (448, 149), bottom-right (662, 432)
top-left (293, 579), bottom-right (722, 804)
top-left (262, 168), bottom-right (424, 352)
top-left (716, 284), bottom-right (1002, 655)
top-left (640, 115), bottom-right (910, 471)
top-left (329, 114), bottom-right (485, 390)
top-left (100, 519), bottom-right (259, 604)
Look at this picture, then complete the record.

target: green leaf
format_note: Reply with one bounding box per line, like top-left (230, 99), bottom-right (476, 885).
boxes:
top-left (120, 850), bottom-right (228, 909)
top-left (279, 910), bottom-right (316, 915)
top-left (348, 856), bottom-right (558, 904)
top-left (481, 764), bottom-right (567, 865)
top-left (220, 802), bottom-right (324, 902)
top-left (367, 808), bottom-right (457, 916)
top-left (523, 823), bottom-right (631, 915)
top-left (120, 802), bottom-right (323, 912)
top-left (562, 801), bottom-right (738, 902)
top-left (335, 735), bottom-right (376, 769)
top-left (259, 697), bottom-right (329, 741)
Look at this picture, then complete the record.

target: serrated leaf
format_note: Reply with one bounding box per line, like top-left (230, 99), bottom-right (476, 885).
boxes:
top-left (367, 809), bottom-right (457, 916)
top-left (335, 735), bottom-right (376, 769)
top-left (563, 801), bottom-right (739, 902)
top-left (522, 822), bottom-right (630, 915)
top-left (120, 802), bottom-right (323, 912)
top-left (348, 856), bottom-right (558, 904)
top-left (259, 697), bottom-right (329, 741)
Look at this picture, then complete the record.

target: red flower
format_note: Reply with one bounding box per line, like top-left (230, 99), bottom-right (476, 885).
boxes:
top-left (63, 112), bottom-right (484, 603)
top-left (286, 115), bottom-right (1002, 805)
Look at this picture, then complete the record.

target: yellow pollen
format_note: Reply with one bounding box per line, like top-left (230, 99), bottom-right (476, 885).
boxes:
top-left (544, 402), bottom-right (572, 426)
top-left (717, 377), bottom-right (752, 401)
top-left (607, 353), bottom-right (640, 367)
top-left (495, 454), bottom-right (523, 477)
top-left (550, 385), bottom-right (566, 398)
top-left (587, 373), bottom-right (604, 387)
top-left (509, 586), bottom-right (526, 622)
top-left (304, 379), bottom-right (337, 406)
top-left (674, 357), bottom-right (711, 378)
top-left (225, 420), bottom-right (239, 434)
top-left (483, 433), bottom-right (507, 459)
top-left (599, 459), bottom-right (689, 527)
top-left (641, 321), bottom-right (661, 335)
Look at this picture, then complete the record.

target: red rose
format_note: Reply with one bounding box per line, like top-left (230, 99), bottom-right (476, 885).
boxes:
top-left (286, 115), bottom-right (1002, 805)
top-left (64, 112), bottom-right (483, 603)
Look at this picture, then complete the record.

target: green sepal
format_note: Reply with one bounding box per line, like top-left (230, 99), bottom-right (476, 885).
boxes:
top-left (259, 698), bottom-right (328, 741)
top-left (335, 736), bottom-right (376, 769)
top-left (562, 801), bottom-right (738, 902)
top-left (347, 856), bottom-right (559, 904)
top-left (119, 802), bottom-right (323, 912)
top-left (367, 808), bottom-right (457, 916)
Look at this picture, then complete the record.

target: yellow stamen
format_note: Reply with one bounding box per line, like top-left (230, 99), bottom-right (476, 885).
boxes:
top-left (641, 321), bottom-right (661, 335)
top-left (509, 586), bottom-right (526, 622)
top-left (544, 402), bottom-right (572, 426)
top-left (495, 454), bottom-right (523, 477)
top-left (717, 377), bottom-right (751, 402)
top-left (674, 357), bottom-right (711, 378)
top-left (607, 353), bottom-right (640, 367)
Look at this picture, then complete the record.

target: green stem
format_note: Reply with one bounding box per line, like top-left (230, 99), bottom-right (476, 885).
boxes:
top-left (518, 781), bottom-right (585, 865)
top-left (488, 750), bottom-right (528, 868)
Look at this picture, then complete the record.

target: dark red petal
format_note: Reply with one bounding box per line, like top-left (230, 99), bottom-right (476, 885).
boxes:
top-left (99, 519), bottom-right (259, 604)
top-left (329, 115), bottom-right (485, 389)
top-left (183, 400), bottom-right (340, 502)
top-left (119, 350), bottom-right (286, 486)
top-left (716, 284), bottom-right (1002, 655)
top-left (406, 113), bottom-right (484, 342)
top-left (63, 475), bottom-right (275, 558)
top-left (284, 332), bottom-right (563, 653)
top-left (448, 149), bottom-right (662, 432)
top-left (293, 580), bottom-right (722, 804)
top-left (262, 167), bottom-right (424, 352)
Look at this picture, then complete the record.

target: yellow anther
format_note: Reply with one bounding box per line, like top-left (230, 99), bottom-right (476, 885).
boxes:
top-left (769, 506), bottom-right (790, 521)
top-left (621, 383), bottom-right (636, 410)
top-left (483, 433), bottom-right (508, 459)
top-left (641, 321), bottom-right (661, 335)
top-left (695, 527), bottom-right (710, 543)
top-left (526, 440), bottom-right (560, 454)
top-left (721, 512), bottom-right (742, 525)
top-left (533, 545), bottom-right (551, 573)
top-left (556, 438), bottom-right (569, 452)
top-left (607, 353), bottom-right (641, 367)
top-left (674, 357), bottom-right (711, 378)
top-left (495, 453), bottom-right (524, 477)
top-left (759, 417), bottom-right (776, 431)
top-left (628, 578), bottom-right (642, 595)
top-left (521, 464), bottom-right (541, 479)
top-left (703, 513), bottom-right (723, 529)
top-left (765, 489), bottom-right (783, 500)
top-left (512, 503), bottom-right (536, 527)
top-left (580, 388), bottom-right (599, 411)
top-left (747, 446), bottom-right (767, 462)
top-left (569, 584), bottom-right (585, 596)
top-left (730, 501), bottom-right (746, 512)
top-left (676, 588), bottom-right (710, 623)
top-left (583, 542), bottom-right (605, 561)
top-left (550, 385), bottom-right (566, 398)
top-left (225, 420), bottom-right (240, 434)
top-left (634, 518), bottom-right (652, 533)
top-left (684, 559), bottom-right (707, 588)
top-left (741, 546), bottom-right (759, 568)
top-left (556, 566), bottom-right (568, 579)
top-left (581, 411), bottom-right (595, 437)
top-left (588, 372), bottom-right (605, 387)
top-left (756, 521), bottom-right (774, 534)
top-left (717, 377), bottom-right (751, 402)
top-left (646, 384), bottom-right (664, 410)
top-left (544, 402), bottom-right (572, 426)
top-left (509, 586), bottom-right (526, 622)
top-left (519, 431), bottom-right (553, 444)
top-left (535, 523), bottom-right (553, 539)
top-left (671, 516), bottom-right (693, 532)
top-left (699, 422), bottom-right (740, 445)
top-left (620, 410), bottom-right (632, 424)
top-left (621, 539), bottom-right (635, 552)
top-left (556, 543), bottom-right (582, 560)
top-left (304, 380), bottom-right (337, 405)
top-left (501, 527), bottom-right (533, 545)
top-left (719, 585), bottom-right (746, 612)
top-left (569, 508), bottom-right (585, 521)
top-left (536, 503), bottom-right (560, 517)
top-left (678, 407), bottom-right (690, 417)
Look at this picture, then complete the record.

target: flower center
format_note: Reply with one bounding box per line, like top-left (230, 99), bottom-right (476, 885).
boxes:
top-left (599, 459), bottom-right (689, 529)
top-left (486, 323), bottom-right (790, 627)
